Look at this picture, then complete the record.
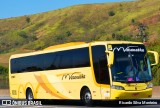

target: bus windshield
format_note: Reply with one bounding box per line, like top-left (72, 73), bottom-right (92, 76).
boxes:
top-left (110, 44), bottom-right (152, 83)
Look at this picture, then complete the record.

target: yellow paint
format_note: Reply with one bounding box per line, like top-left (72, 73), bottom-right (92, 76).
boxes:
top-left (110, 88), bottom-right (152, 99)
top-left (9, 41), bottom-right (157, 100)
top-left (44, 42), bottom-right (86, 51)
top-left (89, 43), bottom-right (101, 87)
top-left (34, 84), bottom-right (40, 98)
top-left (148, 51), bottom-right (159, 66)
top-left (18, 84), bottom-right (25, 98)
top-left (34, 74), bottom-right (66, 99)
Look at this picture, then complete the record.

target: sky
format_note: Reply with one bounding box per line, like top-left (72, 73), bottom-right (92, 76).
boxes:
top-left (0, 0), bottom-right (133, 19)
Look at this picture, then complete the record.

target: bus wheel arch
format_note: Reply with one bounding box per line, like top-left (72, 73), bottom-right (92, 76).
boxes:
top-left (26, 87), bottom-right (34, 100)
top-left (80, 86), bottom-right (93, 106)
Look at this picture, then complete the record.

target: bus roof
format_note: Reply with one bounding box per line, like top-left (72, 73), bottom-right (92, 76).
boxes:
top-left (10, 41), bottom-right (143, 59)
top-left (90, 41), bottom-right (143, 45)
top-left (43, 42), bottom-right (86, 51)
top-left (44, 41), bottom-right (143, 50)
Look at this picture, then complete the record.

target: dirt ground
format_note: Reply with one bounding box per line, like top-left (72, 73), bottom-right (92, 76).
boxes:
top-left (152, 86), bottom-right (160, 98)
top-left (0, 89), bottom-right (9, 96)
top-left (0, 86), bottom-right (160, 98)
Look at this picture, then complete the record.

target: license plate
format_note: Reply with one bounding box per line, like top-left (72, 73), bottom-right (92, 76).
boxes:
top-left (132, 93), bottom-right (139, 96)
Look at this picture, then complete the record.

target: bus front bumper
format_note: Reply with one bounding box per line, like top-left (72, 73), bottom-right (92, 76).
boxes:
top-left (110, 88), bottom-right (152, 100)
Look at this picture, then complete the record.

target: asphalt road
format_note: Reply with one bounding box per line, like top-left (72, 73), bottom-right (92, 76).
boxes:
top-left (0, 97), bottom-right (160, 108)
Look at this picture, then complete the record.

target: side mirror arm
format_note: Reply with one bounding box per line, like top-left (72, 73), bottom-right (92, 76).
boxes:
top-left (147, 51), bottom-right (159, 66)
top-left (106, 51), bottom-right (114, 67)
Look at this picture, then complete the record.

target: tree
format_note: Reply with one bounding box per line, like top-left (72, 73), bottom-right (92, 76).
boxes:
top-left (112, 33), bottom-right (116, 39)
top-left (131, 19), bottom-right (135, 25)
top-left (138, 23), bottom-right (147, 42)
top-left (66, 31), bottom-right (72, 36)
top-left (26, 16), bottom-right (30, 23)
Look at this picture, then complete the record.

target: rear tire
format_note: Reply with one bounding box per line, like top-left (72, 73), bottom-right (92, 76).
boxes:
top-left (81, 88), bottom-right (93, 106)
top-left (26, 89), bottom-right (34, 101)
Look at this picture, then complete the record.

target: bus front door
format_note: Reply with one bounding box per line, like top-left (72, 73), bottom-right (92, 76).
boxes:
top-left (99, 56), bottom-right (111, 99)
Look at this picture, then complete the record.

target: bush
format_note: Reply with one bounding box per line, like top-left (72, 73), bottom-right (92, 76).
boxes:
top-left (18, 31), bottom-right (28, 38)
top-left (112, 33), bottom-right (116, 39)
top-left (131, 19), bottom-right (135, 24)
top-left (112, 34), bottom-right (133, 41)
top-left (26, 16), bottom-right (30, 23)
top-left (0, 66), bottom-right (8, 77)
top-left (66, 31), bottom-right (72, 36)
top-left (151, 64), bottom-right (160, 86)
top-left (0, 66), bottom-right (9, 88)
top-left (108, 11), bottom-right (115, 16)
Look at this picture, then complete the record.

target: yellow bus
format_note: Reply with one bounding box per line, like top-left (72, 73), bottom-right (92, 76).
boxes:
top-left (9, 41), bottom-right (159, 105)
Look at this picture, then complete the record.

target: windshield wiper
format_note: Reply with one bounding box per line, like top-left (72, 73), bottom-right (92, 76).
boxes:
top-left (128, 51), bottom-right (137, 82)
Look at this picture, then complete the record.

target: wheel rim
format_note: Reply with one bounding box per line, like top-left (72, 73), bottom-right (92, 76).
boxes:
top-left (28, 91), bottom-right (33, 100)
top-left (84, 92), bottom-right (91, 103)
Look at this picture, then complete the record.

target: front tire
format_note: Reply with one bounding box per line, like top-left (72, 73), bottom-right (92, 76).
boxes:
top-left (81, 88), bottom-right (93, 106)
top-left (26, 89), bottom-right (34, 101)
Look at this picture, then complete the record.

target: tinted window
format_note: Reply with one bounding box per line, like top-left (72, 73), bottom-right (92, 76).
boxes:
top-left (92, 45), bottom-right (110, 84)
top-left (73, 48), bottom-right (90, 68)
top-left (43, 53), bottom-right (58, 70)
top-left (11, 47), bottom-right (90, 73)
top-left (11, 54), bottom-right (44, 73)
top-left (59, 50), bottom-right (73, 69)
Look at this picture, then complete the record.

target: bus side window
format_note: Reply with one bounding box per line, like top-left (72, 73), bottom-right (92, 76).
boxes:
top-left (73, 48), bottom-right (90, 68)
top-left (44, 53), bottom-right (57, 70)
top-left (59, 51), bottom-right (73, 69)
top-left (54, 54), bottom-right (61, 69)
top-left (11, 59), bottom-right (18, 73)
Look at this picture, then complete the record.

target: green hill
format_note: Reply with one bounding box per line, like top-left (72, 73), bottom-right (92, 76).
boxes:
top-left (0, 0), bottom-right (160, 85)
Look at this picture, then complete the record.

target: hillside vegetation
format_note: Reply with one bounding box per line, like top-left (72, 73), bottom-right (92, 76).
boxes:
top-left (0, 0), bottom-right (160, 85)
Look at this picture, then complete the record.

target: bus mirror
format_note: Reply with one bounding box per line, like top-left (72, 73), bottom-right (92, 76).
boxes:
top-left (147, 51), bottom-right (159, 66)
top-left (106, 51), bottom-right (114, 66)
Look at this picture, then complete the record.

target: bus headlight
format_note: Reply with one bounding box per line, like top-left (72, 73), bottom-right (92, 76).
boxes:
top-left (146, 83), bottom-right (153, 89)
top-left (111, 85), bottom-right (125, 90)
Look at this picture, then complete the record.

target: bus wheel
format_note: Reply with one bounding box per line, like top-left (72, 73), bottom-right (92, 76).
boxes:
top-left (26, 89), bottom-right (34, 101)
top-left (81, 88), bottom-right (93, 106)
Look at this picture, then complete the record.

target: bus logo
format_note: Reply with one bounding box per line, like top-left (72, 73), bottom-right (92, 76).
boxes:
top-left (112, 46), bottom-right (145, 52)
top-left (62, 72), bottom-right (85, 80)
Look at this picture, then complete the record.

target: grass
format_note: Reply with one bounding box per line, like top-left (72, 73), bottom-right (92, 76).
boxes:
top-left (0, 0), bottom-right (160, 85)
